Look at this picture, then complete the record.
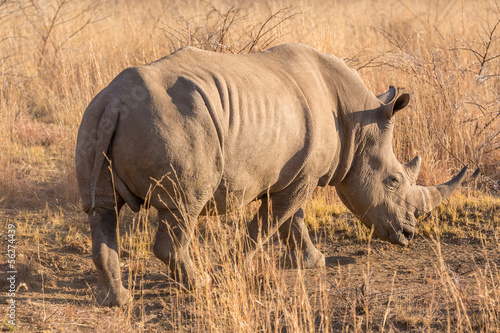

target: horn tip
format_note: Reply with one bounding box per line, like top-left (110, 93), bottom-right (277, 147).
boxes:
top-left (457, 166), bottom-right (468, 180)
top-left (472, 168), bottom-right (481, 180)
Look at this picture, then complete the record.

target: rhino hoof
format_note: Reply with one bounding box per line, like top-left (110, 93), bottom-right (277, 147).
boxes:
top-left (282, 250), bottom-right (326, 269)
top-left (175, 270), bottom-right (213, 292)
top-left (191, 272), bottom-right (213, 292)
top-left (96, 286), bottom-right (130, 307)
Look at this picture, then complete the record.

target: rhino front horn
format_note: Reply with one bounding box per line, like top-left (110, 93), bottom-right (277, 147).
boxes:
top-left (418, 166), bottom-right (468, 214)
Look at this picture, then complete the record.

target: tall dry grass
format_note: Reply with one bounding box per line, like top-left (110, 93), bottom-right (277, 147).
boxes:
top-left (104, 195), bottom-right (499, 332)
top-left (1, 0), bottom-right (500, 331)
top-left (1, 0), bottom-right (499, 207)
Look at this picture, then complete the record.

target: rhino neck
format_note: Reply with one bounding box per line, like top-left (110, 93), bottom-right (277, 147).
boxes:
top-left (311, 52), bottom-right (383, 187)
top-left (328, 87), bottom-right (380, 186)
top-left (327, 113), bottom-right (358, 186)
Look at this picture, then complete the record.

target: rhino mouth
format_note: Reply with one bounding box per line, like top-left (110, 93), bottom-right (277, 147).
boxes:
top-left (390, 224), bottom-right (415, 246)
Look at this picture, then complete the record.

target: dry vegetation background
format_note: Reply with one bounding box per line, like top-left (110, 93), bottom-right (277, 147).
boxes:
top-left (1, 0), bottom-right (500, 332)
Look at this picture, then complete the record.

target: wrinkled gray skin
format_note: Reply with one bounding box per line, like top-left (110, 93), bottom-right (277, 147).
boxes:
top-left (75, 43), bottom-right (467, 306)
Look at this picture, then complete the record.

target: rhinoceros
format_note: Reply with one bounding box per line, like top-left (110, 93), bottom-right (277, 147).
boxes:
top-left (75, 43), bottom-right (467, 306)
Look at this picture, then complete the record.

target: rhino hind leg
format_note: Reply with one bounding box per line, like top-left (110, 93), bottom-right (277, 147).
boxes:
top-left (153, 209), bottom-right (211, 290)
top-left (90, 205), bottom-right (130, 307)
top-left (278, 208), bottom-right (325, 269)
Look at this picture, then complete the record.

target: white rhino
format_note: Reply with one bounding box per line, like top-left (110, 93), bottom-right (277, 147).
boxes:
top-left (75, 43), bottom-right (467, 306)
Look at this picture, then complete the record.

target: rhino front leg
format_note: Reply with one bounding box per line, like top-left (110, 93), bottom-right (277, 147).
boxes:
top-left (245, 179), bottom-right (317, 264)
top-left (90, 208), bottom-right (129, 307)
top-left (278, 208), bottom-right (325, 269)
top-left (153, 209), bottom-right (210, 290)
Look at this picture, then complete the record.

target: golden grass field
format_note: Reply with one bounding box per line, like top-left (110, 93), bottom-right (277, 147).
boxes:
top-left (1, 0), bottom-right (500, 331)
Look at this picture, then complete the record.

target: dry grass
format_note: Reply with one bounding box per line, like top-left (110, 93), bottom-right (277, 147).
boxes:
top-left (1, 0), bottom-right (500, 332)
top-left (1, 0), bottom-right (499, 207)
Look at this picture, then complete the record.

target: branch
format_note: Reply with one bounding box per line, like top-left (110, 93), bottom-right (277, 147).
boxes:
top-left (238, 7), bottom-right (298, 54)
top-left (37, 0), bottom-right (69, 69)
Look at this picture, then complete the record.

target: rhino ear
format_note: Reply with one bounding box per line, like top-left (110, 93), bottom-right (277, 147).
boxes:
top-left (378, 86), bottom-right (410, 119)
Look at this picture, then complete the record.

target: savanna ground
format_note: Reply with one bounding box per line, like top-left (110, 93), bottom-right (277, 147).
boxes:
top-left (1, 0), bottom-right (500, 331)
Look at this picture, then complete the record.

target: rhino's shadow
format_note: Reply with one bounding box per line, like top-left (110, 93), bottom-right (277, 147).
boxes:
top-left (325, 256), bottom-right (356, 266)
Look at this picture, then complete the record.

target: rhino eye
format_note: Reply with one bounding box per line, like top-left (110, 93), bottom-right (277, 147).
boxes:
top-left (384, 175), bottom-right (401, 190)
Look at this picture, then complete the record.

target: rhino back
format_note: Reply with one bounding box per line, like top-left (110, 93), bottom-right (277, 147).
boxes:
top-left (89, 44), bottom-right (355, 212)
top-left (152, 45), bottom-right (341, 206)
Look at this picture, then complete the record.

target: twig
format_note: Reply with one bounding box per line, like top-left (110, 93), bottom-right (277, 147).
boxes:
top-left (238, 7), bottom-right (299, 54)
top-left (37, 0), bottom-right (69, 69)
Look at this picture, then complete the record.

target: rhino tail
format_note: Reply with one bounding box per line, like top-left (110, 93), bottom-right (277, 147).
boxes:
top-left (89, 103), bottom-right (143, 213)
top-left (89, 103), bottom-right (120, 210)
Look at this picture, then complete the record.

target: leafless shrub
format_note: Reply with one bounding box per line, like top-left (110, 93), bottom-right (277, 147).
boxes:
top-left (156, 2), bottom-right (298, 54)
top-left (18, 0), bottom-right (102, 71)
top-left (238, 7), bottom-right (300, 54)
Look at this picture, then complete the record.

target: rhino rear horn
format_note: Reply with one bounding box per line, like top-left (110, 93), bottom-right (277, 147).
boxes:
top-left (377, 86), bottom-right (410, 119)
top-left (418, 166), bottom-right (468, 214)
top-left (405, 155), bottom-right (421, 183)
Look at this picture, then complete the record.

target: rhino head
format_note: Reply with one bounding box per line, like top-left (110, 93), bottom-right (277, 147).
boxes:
top-left (336, 86), bottom-right (467, 246)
